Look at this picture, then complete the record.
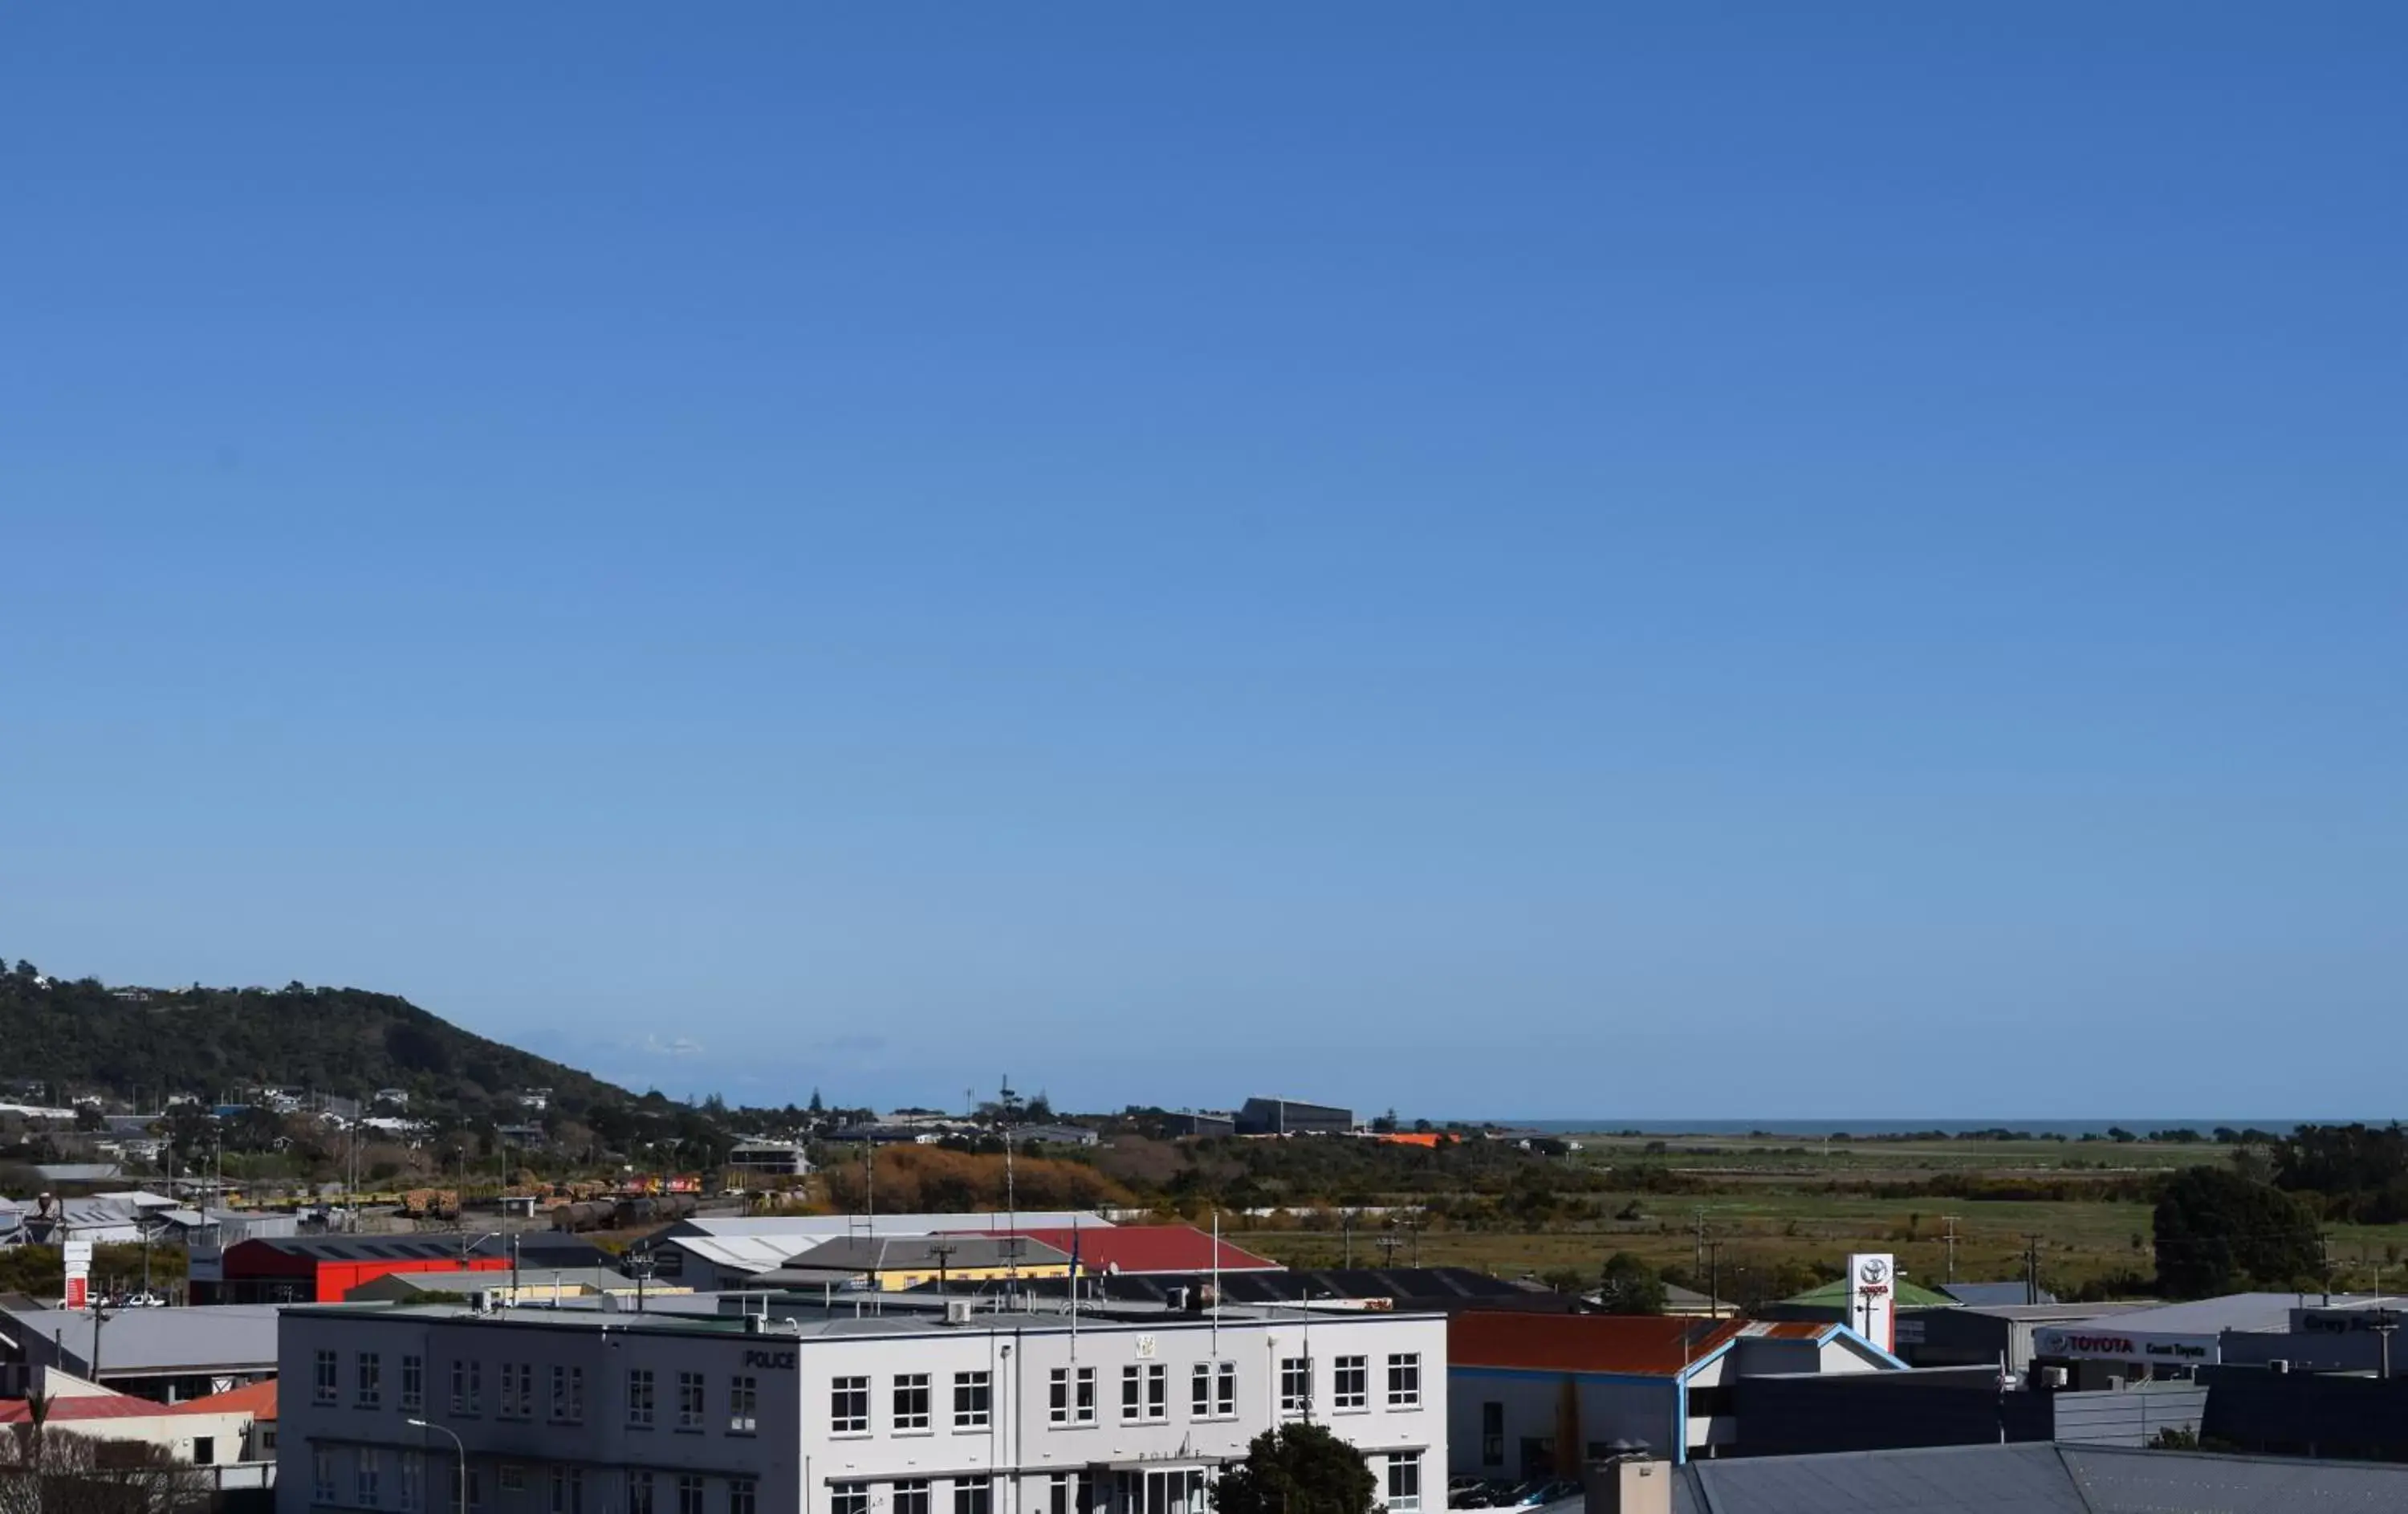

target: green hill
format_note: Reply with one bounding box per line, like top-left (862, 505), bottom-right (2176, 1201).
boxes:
top-left (0, 971), bottom-right (629, 1120)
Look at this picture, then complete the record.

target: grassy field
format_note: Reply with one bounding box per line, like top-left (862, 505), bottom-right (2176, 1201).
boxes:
top-left (1234, 1132), bottom-right (2408, 1300)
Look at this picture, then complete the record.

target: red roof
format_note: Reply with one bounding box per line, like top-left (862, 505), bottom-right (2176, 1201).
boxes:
top-left (0, 1394), bottom-right (171, 1424)
top-left (942, 1224), bottom-right (1282, 1276)
top-left (173, 1379), bottom-right (278, 1420)
top-left (1449, 1312), bottom-right (1829, 1378)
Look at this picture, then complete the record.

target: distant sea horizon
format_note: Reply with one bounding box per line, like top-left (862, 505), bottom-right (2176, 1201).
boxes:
top-left (1482, 1117), bottom-right (2373, 1138)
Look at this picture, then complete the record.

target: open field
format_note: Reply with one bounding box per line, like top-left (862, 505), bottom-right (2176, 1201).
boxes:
top-left (1230, 1132), bottom-right (2408, 1301)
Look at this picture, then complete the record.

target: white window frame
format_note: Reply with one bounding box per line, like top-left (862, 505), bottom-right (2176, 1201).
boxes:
top-left (358, 1447), bottom-right (383, 1508)
top-left (315, 1349), bottom-right (339, 1405)
top-left (894, 1374), bottom-right (932, 1433)
top-left (1385, 1353), bottom-right (1421, 1409)
top-left (358, 1352), bottom-right (382, 1407)
top-left (729, 1374), bottom-right (758, 1435)
top-left (953, 1370), bottom-right (991, 1431)
top-left (628, 1369), bottom-right (655, 1427)
top-left (1332, 1354), bottom-right (1368, 1412)
top-left (1279, 1357), bottom-right (1309, 1417)
top-left (832, 1376), bottom-right (870, 1435)
top-left (1385, 1454), bottom-right (1422, 1514)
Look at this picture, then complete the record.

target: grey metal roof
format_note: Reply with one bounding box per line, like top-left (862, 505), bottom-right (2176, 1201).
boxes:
top-left (2064, 1443), bottom-right (2408, 1512)
top-left (1941, 1283), bottom-right (2061, 1308)
top-left (2089, 1292), bottom-right (2383, 1337)
top-left (0, 1304), bottom-right (283, 1374)
top-left (1685, 1444), bottom-right (2089, 1513)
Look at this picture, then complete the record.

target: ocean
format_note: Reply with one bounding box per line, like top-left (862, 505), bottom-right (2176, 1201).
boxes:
top-left (1487, 1117), bottom-right (2348, 1138)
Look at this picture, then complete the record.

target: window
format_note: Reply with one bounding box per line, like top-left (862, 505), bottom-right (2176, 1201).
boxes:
top-left (729, 1480), bottom-right (756, 1514)
top-left (1385, 1454), bottom-right (1422, 1514)
top-left (1279, 1357), bottom-right (1309, 1417)
top-left (894, 1374), bottom-right (930, 1432)
top-left (1120, 1365), bottom-right (1140, 1423)
top-left (1332, 1356), bottom-right (1368, 1412)
top-left (728, 1375), bottom-right (758, 1435)
top-left (1386, 1353), bottom-right (1421, 1409)
top-left (315, 1349), bottom-right (339, 1405)
top-left (628, 1474), bottom-right (654, 1514)
top-left (358, 1352), bottom-right (383, 1407)
top-left (466, 1471), bottom-right (484, 1514)
top-left (677, 1372), bottom-right (705, 1431)
top-left (507, 1364), bottom-right (537, 1420)
top-left (401, 1355), bottom-right (425, 1413)
top-left (453, 1360), bottom-right (482, 1416)
top-left (832, 1376), bottom-right (869, 1435)
top-left (193, 1436), bottom-right (215, 1467)
top-left (314, 1450), bottom-right (336, 1504)
top-left (1047, 1474), bottom-right (1090, 1514)
top-left (952, 1478), bottom-right (990, 1514)
top-left (1480, 1402), bottom-right (1504, 1467)
top-left (401, 1454), bottom-right (422, 1512)
top-left (893, 1482), bottom-right (931, 1514)
top-left (549, 1467), bottom-right (584, 1514)
top-left (953, 1370), bottom-right (990, 1430)
top-left (675, 1477), bottom-right (703, 1514)
top-left (628, 1370), bottom-right (655, 1426)
top-left (551, 1365), bottom-right (586, 1423)
top-left (1060, 1365), bottom-right (1095, 1424)
top-left (1146, 1363), bottom-right (1167, 1420)
top-left (500, 1468), bottom-right (527, 1495)
top-left (831, 1485), bottom-right (869, 1514)
top-left (1194, 1362), bottom-right (1235, 1418)
top-left (359, 1448), bottom-right (383, 1508)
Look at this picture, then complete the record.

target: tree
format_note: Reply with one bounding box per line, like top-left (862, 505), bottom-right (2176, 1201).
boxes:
top-left (2154, 1165), bottom-right (2322, 1298)
top-left (1212, 1424), bottom-right (1377, 1514)
top-left (0, 1414), bottom-right (212, 1514)
top-left (1597, 1251), bottom-right (1667, 1315)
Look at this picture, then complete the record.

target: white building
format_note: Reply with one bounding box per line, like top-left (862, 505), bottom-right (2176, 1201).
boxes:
top-left (725, 1142), bottom-right (813, 1180)
top-left (276, 1295), bottom-right (1445, 1514)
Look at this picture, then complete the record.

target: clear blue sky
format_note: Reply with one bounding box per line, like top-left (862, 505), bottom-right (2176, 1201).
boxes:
top-left (4, 4), bottom-right (2402, 1120)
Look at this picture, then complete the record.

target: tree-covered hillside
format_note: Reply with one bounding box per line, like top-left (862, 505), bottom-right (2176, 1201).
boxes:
top-left (0, 967), bottom-right (628, 1120)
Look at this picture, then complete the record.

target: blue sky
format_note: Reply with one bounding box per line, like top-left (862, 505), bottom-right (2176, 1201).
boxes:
top-left (4, 4), bottom-right (2402, 1119)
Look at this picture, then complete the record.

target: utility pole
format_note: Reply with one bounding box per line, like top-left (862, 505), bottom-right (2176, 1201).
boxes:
top-left (1706, 1241), bottom-right (1722, 1321)
top-left (1694, 1207), bottom-right (1706, 1279)
top-left (1943, 1216), bottom-right (1959, 1285)
top-left (2321, 1234), bottom-right (2333, 1306)
top-left (1342, 1211), bottom-right (1353, 1268)
top-left (2024, 1235), bottom-right (2040, 1306)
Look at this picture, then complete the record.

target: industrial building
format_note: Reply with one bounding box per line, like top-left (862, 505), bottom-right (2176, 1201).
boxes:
top-left (621, 1214), bottom-right (1117, 1293)
top-left (1446, 1310), bottom-right (1902, 1470)
top-left (345, 1268), bottom-right (696, 1306)
top-left (0, 1299), bottom-right (284, 1402)
top-left (938, 1226), bottom-right (1278, 1279)
top-left (1157, 1113), bottom-right (1235, 1140)
top-left (1234, 1098), bottom-right (1352, 1137)
top-left (193, 1232), bottom-right (613, 1304)
top-left (757, 1235), bottom-right (1076, 1292)
top-left (275, 1291), bottom-right (1445, 1514)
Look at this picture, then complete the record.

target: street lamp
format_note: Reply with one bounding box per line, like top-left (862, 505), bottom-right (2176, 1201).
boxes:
top-left (409, 1418), bottom-right (466, 1514)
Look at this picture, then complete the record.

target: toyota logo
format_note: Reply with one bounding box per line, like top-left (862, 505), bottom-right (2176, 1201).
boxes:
top-left (1859, 1259), bottom-right (1889, 1284)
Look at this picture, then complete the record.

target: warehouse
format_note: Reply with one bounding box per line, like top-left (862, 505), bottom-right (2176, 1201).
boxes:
top-left (1234, 1098), bottom-right (1352, 1137)
top-left (193, 1232), bottom-right (612, 1304)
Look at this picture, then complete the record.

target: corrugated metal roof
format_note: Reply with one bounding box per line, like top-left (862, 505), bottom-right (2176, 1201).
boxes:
top-left (1686, 1443), bottom-right (2088, 1513)
top-left (0, 1304), bottom-right (283, 1374)
top-left (1450, 1312), bottom-right (1827, 1378)
top-left (2064, 1443), bottom-right (2408, 1512)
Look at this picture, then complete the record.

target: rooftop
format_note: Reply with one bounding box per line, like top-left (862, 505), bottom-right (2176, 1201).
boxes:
top-left (295, 1295), bottom-right (1426, 1341)
top-left (1450, 1311), bottom-right (1833, 1378)
top-left (2063, 1290), bottom-right (2391, 1337)
top-left (0, 1304), bottom-right (285, 1374)
top-left (775, 1235), bottom-right (1072, 1273)
top-left (942, 1224), bottom-right (1279, 1276)
top-left (172, 1378), bottom-right (279, 1420)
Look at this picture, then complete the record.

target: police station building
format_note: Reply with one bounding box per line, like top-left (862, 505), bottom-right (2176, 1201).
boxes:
top-left (275, 1295), bottom-right (1444, 1514)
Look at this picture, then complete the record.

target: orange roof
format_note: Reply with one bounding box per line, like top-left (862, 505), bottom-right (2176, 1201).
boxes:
top-left (1449, 1311), bottom-right (1828, 1378)
top-left (1370, 1133), bottom-right (1447, 1148)
top-left (172, 1379), bottom-right (277, 1420)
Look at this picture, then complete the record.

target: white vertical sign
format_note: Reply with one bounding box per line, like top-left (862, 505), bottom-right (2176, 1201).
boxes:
top-left (1845, 1252), bottom-right (1895, 1352)
top-left (63, 1239), bottom-right (94, 1311)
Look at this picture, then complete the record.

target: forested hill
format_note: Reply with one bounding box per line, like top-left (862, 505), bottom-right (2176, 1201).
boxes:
top-left (0, 971), bottom-right (630, 1119)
